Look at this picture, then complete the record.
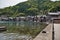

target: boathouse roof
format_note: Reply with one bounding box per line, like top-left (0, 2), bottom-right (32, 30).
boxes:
top-left (48, 12), bottom-right (60, 15)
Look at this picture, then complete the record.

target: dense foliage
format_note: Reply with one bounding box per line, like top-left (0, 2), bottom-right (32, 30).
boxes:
top-left (0, 0), bottom-right (60, 17)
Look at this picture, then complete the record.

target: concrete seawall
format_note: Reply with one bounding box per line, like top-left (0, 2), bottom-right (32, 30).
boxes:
top-left (54, 24), bottom-right (60, 40)
top-left (33, 24), bottom-right (52, 40)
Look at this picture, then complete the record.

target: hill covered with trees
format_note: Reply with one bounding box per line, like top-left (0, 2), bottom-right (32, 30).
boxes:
top-left (0, 0), bottom-right (60, 17)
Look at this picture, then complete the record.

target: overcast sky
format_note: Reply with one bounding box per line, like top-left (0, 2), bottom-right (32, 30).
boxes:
top-left (0, 0), bottom-right (59, 9)
top-left (0, 0), bottom-right (27, 9)
top-left (51, 0), bottom-right (59, 1)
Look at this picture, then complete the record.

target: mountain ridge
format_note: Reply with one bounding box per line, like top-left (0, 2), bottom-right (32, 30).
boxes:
top-left (0, 0), bottom-right (60, 17)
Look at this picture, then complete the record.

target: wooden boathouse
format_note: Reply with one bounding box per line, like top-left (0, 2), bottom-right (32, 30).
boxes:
top-left (48, 12), bottom-right (60, 23)
top-left (0, 26), bottom-right (6, 32)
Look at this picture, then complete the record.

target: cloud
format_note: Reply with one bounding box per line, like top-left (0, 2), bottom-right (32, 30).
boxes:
top-left (0, 0), bottom-right (27, 8)
top-left (51, 0), bottom-right (60, 1)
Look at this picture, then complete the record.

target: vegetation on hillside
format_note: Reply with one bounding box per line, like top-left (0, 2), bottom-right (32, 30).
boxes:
top-left (0, 0), bottom-right (60, 17)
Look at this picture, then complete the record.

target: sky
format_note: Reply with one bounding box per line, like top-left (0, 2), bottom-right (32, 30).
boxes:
top-left (0, 0), bottom-right (59, 9)
top-left (51, 0), bottom-right (59, 1)
top-left (0, 0), bottom-right (27, 9)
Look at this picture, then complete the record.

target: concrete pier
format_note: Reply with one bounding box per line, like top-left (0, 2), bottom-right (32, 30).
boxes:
top-left (33, 24), bottom-right (52, 40)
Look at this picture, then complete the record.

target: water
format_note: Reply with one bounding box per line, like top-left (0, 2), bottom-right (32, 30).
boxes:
top-left (0, 21), bottom-right (40, 27)
top-left (0, 33), bottom-right (32, 40)
top-left (0, 21), bottom-right (40, 40)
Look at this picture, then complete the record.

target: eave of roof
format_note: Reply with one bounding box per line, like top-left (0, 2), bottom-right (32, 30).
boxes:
top-left (48, 12), bottom-right (60, 15)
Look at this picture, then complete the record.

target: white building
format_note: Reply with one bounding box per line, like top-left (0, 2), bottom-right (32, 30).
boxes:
top-left (48, 12), bottom-right (60, 23)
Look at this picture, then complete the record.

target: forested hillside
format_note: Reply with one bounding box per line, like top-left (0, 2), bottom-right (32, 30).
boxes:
top-left (0, 0), bottom-right (60, 17)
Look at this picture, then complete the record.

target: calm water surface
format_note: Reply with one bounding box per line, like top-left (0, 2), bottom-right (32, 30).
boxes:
top-left (0, 21), bottom-right (41, 27)
top-left (0, 21), bottom-right (40, 40)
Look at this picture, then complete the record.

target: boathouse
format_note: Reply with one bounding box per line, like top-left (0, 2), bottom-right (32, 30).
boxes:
top-left (0, 26), bottom-right (6, 32)
top-left (48, 12), bottom-right (60, 23)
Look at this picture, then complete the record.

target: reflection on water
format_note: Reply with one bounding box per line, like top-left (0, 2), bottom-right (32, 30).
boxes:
top-left (0, 21), bottom-right (40, 40)
top-left (0, 33), bottom-right (32, 40)
top-left (0, 21), bottom-right (40, 27)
